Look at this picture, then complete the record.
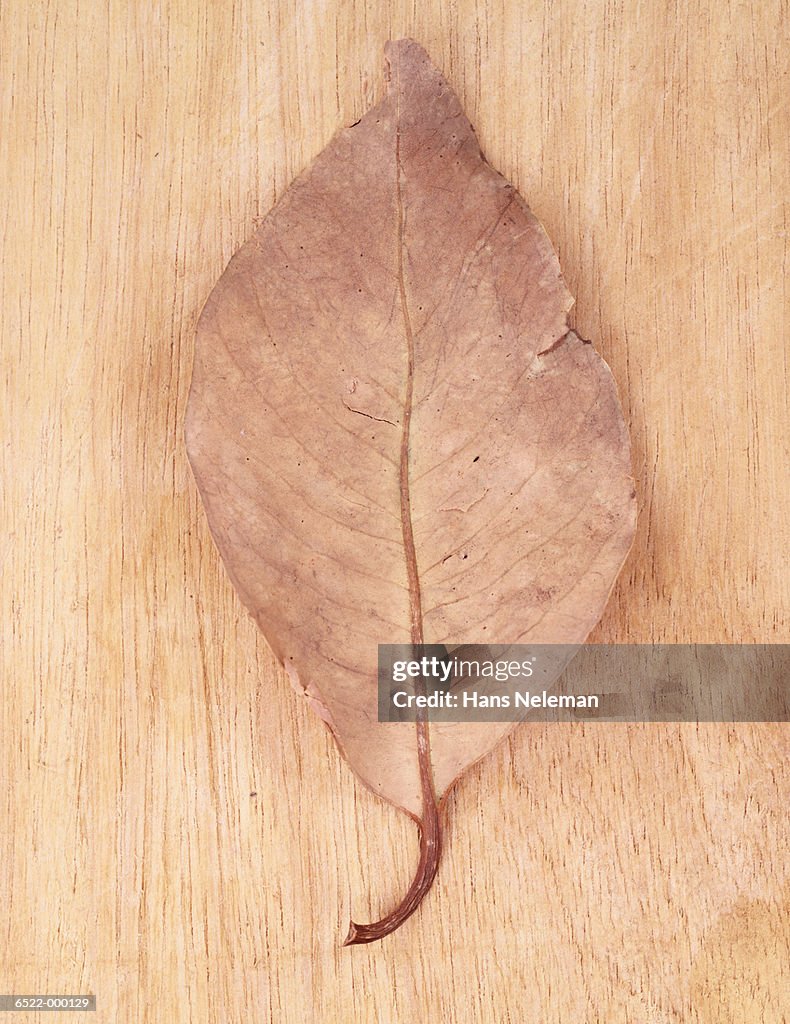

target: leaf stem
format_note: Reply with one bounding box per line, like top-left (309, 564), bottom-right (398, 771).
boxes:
top-left (343, 719), bottom-right (442, 945)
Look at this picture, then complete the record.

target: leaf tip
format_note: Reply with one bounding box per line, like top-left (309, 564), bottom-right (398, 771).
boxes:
top-left (383, 38), bottom-right (430, 79)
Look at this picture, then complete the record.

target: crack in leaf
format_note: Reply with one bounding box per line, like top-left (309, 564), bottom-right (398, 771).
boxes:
top-left (341, 401), bottom-right (398, 427)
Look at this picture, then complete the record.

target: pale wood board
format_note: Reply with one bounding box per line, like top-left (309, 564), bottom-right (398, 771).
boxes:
top-left (1, 1), bottom-right (788, 1021)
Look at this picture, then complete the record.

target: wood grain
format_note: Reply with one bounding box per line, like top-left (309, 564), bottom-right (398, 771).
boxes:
top-left (1, 1), bottom-right (787, 1021)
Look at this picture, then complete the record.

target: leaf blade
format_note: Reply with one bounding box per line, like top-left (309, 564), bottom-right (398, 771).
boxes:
top-left (186, 38), bottom-right (636, 940)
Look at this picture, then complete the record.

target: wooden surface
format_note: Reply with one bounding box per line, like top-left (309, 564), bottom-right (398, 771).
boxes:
top-left (2, 1), bottom-right (788, 1021)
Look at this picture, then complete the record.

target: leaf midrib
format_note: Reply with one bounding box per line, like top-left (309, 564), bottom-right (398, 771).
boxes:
top-left (394, 92), bottom-right (424, 650)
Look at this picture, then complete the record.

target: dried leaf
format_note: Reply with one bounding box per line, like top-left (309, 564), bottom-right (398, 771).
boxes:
top-left (185, 39), bottom-right (636, 944)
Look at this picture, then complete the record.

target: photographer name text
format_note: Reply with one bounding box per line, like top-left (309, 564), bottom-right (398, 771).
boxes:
top-left (391, 690), bottom-right (599, 710)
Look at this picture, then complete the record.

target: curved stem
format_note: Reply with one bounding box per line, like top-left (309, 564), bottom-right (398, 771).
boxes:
top-left (343, 719), bottom-right (441, 946)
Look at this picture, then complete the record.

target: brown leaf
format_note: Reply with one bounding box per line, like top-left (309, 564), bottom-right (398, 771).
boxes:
top-left (185, 39), bottom-right (636, 944)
